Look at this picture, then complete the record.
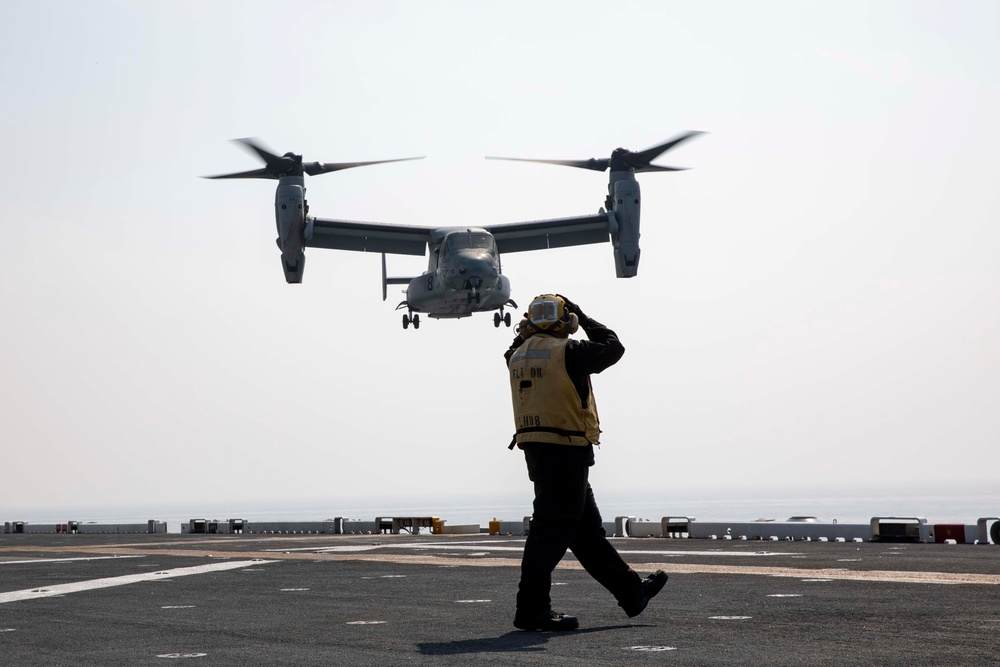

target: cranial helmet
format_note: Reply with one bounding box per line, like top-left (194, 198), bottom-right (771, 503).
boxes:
top-left (521, 294), bottom-right (579, 337)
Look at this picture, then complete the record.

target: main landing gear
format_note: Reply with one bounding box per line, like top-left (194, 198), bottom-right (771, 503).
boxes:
top-left (494, 299), bottom-right (517, 329)
top-left (396, 300), bottom-right (419, 330)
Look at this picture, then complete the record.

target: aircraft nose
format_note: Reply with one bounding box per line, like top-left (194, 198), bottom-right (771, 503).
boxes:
top-left (459, 255), bottom-right (495, 276)
top-left (446, 253), bottom-right (497, 289)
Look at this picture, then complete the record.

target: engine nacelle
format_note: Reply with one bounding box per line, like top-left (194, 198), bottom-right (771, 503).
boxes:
top-left (274, 182), bottom-right (306, 283)
top-left (610, 178), bottom-right (641, 278)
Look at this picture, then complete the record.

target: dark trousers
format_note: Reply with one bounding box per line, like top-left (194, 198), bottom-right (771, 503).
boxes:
top-left (517, 452), bottom-right (642, 613)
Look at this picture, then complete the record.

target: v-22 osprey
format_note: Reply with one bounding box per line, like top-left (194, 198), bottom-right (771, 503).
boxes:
top-left (206, 132), bottom-right (702, 329)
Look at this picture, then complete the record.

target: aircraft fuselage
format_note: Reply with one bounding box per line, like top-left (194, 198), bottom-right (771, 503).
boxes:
top-left (401, 227), bottom-right (512, 319)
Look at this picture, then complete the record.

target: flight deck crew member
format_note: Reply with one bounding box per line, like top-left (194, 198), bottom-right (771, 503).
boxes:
top-left (505, 294), bottom-right (667, 632)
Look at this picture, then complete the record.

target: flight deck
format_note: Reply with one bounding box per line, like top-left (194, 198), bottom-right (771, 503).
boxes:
top-left (1, 531), bottom-right (997, 666)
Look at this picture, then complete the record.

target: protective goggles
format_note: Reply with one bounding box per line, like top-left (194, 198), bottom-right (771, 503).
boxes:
top-left (528, 297), bottom-right (564, 327)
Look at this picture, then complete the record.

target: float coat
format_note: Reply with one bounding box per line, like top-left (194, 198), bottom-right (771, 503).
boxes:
top-left (508, 334), bottom-right (600, 447)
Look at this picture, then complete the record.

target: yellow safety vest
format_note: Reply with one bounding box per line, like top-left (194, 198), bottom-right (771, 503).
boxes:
top-left (508, 334), bottom-right (600, 447)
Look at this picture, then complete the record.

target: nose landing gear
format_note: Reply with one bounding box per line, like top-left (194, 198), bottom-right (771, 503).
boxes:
top-left (402, 312), bottom-right (420, 330)
top-left (466, 277), bottom-right (483, 305)
top-left (493, 310), bottom-right (512, 328)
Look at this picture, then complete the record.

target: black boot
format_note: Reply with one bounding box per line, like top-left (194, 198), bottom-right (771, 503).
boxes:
top-left (513, 609), bottom-right (580, 631)
top-left (621, 570), bottom-right (668, 618)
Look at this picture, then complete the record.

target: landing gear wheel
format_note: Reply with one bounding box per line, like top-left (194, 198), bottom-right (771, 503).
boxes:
top-left (494, 312), bottom-right (502, 328)
top-left (504, 311), bottom-right (512, 327)
top-left (412, 314), bottom-right (420, 329)
top-left (402, 314), bottom-right (410, 329)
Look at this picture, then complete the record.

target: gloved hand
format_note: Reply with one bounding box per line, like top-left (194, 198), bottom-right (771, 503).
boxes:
top-left (557, 294), bottom-right (590, 326)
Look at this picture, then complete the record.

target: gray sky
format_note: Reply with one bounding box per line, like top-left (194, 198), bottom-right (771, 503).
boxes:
top-left (2, 1), bottom-right (998, 515)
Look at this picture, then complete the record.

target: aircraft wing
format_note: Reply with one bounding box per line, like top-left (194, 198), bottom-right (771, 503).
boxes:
top-left (483, 213), bottom-right (610, 253)
top-left (306, 218), bottom-right (430, 256)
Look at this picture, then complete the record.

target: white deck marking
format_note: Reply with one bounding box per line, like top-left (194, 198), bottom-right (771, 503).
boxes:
top-left (0, 560), bottom-right (277, 604)
top-left (0, 556), bottom-right (145, 565)
top-left (296, 542), bottom-right (797, 558)
top-left (289, 545), bottom-right (381, 553)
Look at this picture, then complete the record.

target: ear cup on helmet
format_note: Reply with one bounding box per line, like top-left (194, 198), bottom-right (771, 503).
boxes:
top-left (567, 312), bottom-right (579, 334)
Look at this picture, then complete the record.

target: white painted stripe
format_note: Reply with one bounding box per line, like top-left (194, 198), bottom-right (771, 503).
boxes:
top-left (617, 549), bottom-right (798, 558)
top-left (0, 560), bottom-right (277, 604)
top-left (299, 542), bottom-right (797, 558)
top-left (263, 540), bottom-right (497, 552)
top-left (0, 556), bottom-right (145, 565)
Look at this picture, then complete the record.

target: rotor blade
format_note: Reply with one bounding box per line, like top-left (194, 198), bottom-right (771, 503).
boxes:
top-left (629, 131), bottom-right (705, 166)
top-left (233, 137), bottom-right (286, 168)
top-left (303, 156), bottom-right (425, 176)
top-left (202, 167), bottom-right (277, 180)
top-left (634, 165), bottom-right (690, 173)
top-left (486, 156), bottom-right (610, 172)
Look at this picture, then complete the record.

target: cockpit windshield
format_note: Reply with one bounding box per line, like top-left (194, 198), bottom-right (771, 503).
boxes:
top-left (444, 233), bottom-right (496, 254)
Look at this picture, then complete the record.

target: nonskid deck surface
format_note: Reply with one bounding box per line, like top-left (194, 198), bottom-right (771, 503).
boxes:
top-left (1, 533), bottom-right (997, 666)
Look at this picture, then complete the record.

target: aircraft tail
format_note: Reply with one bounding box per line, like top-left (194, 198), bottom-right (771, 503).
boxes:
top-left (381, 253), bottom-right (414, 301)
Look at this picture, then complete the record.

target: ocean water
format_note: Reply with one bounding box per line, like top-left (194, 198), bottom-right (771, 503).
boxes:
top-left (5, 480), bottom-right (997, 533)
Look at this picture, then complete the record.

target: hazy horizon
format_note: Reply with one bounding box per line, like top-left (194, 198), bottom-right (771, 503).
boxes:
top-left (5, 477), bottom-right (995, 528)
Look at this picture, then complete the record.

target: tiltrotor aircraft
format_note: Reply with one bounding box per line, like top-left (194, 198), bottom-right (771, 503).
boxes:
top-left (206, 132), bottom-right (702, 329)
